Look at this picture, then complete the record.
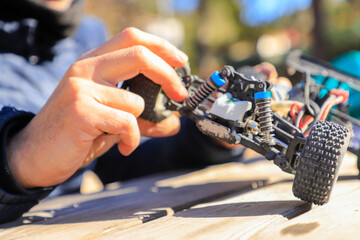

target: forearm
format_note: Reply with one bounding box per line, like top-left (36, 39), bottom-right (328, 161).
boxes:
top-left (0, 107), bottom-right (54, 223)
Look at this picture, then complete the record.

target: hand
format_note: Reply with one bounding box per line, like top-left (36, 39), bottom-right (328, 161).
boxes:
top-left (6, 27), bottom-right (188, 188)
top-left (253, 62), bottom-right (292, 87)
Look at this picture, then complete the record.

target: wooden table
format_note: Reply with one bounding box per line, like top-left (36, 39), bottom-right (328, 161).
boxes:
top-left (1, 150), bottom-right (359, 240)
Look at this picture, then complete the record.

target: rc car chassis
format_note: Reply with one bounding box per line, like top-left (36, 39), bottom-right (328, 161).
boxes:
top-left (123, 53), bottom-right (351, 205)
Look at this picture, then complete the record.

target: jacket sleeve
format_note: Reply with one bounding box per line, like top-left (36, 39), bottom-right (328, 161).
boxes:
top-left (0, 106), bottom-right (54, 224)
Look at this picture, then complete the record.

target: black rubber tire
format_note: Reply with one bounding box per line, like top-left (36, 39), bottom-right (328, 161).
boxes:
top-left (292, 120), bottom-right (350, 205)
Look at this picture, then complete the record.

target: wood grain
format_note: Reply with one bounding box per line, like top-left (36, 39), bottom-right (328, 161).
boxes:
top-left (102, 178), bottom-right (360, 240)
top-left (101, 182), bottom-right (310, 240)
top-left (99, 153), bottom-right (359, 240)
top-left (0, 159), bottom-right (278, 240)
top-left (0, 151), bottom-right (357, 240)
top-left (252, 180), bottom-right (360, 239)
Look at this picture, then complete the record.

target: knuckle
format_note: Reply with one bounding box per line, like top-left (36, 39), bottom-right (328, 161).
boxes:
top-left (66, 61), bottom-right (82, 76)
top-left (62, 78), bottom-right (91, 116)
top-left (131, 95), bottom-right (145, 117)
top-left (119, 113), bottom-right (139, 137)
top-left (130, 46), bottom-right (152, 69)
top-left (157, 38), bottom-right (172, 50)
top-left (123, 113), bottom-right (138, 130)
top-left (131, 45), bottom-right (149, 58)
top-left (137, 96), bottom-right (145, 113)
top-left (121, 27), bottom-right (140, 42)
top-left (64, 77), bottom-right (82, 99)
top-left (118, 90), bottom-right (145, 117)
top-left (66, 60), bottom-right (91, 77)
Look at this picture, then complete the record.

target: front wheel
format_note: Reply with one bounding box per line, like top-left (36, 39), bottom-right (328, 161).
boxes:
top-left (292, 121), bottom-right (350, 205)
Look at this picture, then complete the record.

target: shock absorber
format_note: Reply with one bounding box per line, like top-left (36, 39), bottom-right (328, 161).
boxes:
top-left (186, 71), bottom-right (226, 109)
top-left (255, 91), bottom-right (275, 145)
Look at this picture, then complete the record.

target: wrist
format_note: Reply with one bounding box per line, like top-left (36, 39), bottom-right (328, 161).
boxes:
top-left (6, 128), bottom-right (34, 189)
top-left (0, 107), bottom-right (39, 193)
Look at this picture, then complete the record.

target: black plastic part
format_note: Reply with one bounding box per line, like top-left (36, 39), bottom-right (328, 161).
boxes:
top-left (125, 64), bottom-right (191, 123)
top-left (126, 74), bottom-right (172, 123)
top-left (236, 66), bottom-right (268, 82)
top-left (285, 136), bottom-right (306, 171)
top-left (286, 50), bottom-right (360, 91)
top-left (292, 120), bottom-right (350, 205)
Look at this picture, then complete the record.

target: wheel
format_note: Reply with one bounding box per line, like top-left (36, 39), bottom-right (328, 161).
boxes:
top-left (292, 120), bottom-right (350, 205)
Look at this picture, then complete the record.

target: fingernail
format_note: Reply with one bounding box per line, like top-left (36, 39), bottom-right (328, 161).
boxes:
top-left (177, 51), bottom-right (188, 63)
top-left (180, 85), bottom-right (188, 98)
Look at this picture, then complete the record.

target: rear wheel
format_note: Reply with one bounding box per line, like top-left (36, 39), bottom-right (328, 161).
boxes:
top-left (292, 120), bottom-right (350, 205)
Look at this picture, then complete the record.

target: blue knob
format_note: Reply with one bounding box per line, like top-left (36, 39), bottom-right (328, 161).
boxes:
top-left (211, 71), bottom-right (226, 87)
top-left (254, 91), bottom-right (272, 100)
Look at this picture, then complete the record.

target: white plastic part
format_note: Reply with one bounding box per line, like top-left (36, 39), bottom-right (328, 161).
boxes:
top-left (210, 93), bottom-right (252, 121)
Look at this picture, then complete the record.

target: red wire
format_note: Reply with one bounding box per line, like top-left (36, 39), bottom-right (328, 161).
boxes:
top-left (300, 116), bottom-right (314, 129)
top-left (288, 89), bottom-right (348, 136)
top-left (320, 95), bottom-right (345, 121)
top-left (301, 116), bottom-right (314, 137)
top-left (290, 103), bottom-right (302, 124)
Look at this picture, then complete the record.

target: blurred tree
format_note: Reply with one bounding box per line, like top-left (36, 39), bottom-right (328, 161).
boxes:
top-left (312, 0), bottom-right (326, 59)
top-left (195, 0), bottom-right (241, 76)
top-left (83, 0), bottom-right (360, 77)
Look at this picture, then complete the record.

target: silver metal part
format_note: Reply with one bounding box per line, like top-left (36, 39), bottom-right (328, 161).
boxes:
top-left (186, 78), bottom-right (218, 109)
top-left (245, 120), bottom-right (259, 135)
top-left (256, 98), bottom-right (275, 145)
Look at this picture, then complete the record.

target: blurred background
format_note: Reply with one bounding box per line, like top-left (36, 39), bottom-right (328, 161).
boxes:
top-left (84, 0), bottom-right (360, 81)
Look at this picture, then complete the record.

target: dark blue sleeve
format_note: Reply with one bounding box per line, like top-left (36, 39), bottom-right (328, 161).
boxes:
top-left (95, 117), bottom-right (245, 184)
top-left (0, 106), bottom-right (54, 223)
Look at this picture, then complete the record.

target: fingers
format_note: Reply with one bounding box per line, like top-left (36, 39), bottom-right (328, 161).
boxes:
top-left (253, 62), bottom-right (278, 82)
top-left (88, 46), bottom-right (188, 101)
top-left (73, 80), bottom-right (144, 156)
top-left (254, 62), bottom-right (292, 87)
top-left (82, 27), bottom-right (188, 67)
top-left (93, 104), bottom-right (141, 156)
top-left (138, 113), bottom-right (181, 137)
top-left (87, 82), bottom-right (145, 118)
top-left (276, 77), bottom-right (292, 87)
top-left (71, 27), bottom-right (189, 102)
top-left (61, 27), bottom-right (190, 157)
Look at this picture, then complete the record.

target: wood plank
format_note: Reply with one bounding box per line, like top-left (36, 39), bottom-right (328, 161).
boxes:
top-left (107, 180), bottom-right (360, 240)
top-left (252, 180), bottom-right (360, 240)
top-left (104, 153), bottom-right (359, 240)
top-left (0, 151), bottom-right (356, 240)
top-left (0, 158), bottom-right (283, 240)
top-left (98, 182), bottom-right (309, 240)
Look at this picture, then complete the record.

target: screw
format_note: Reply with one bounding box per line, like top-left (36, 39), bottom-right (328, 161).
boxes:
top-left (280, 161), bottom-right (287, 169)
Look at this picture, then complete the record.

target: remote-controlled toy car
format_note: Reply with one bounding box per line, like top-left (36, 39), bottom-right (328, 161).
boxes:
top-left (122, 56), bottom-right (351, 205)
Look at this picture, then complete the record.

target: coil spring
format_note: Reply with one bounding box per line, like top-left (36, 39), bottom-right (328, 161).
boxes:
top-left (256, 97), bottom-right (274, 144)
top-left (186, 77), bottom-right (219, 109)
